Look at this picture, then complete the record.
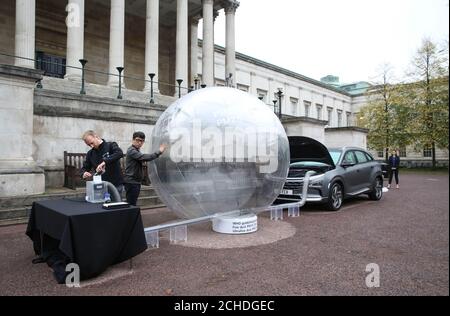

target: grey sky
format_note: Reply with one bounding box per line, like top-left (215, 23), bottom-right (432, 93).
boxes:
top-left (200, 0), bottom-right (449, 84)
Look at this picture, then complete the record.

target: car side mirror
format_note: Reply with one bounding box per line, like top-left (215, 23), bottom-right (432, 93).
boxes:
top-left (341, 161), bottom-right (355, 168)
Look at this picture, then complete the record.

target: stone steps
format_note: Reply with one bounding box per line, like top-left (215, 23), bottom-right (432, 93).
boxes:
top-left (0, 207), bottom-right (29, 221)
top-left (0, 185), bottom-right (164, 227)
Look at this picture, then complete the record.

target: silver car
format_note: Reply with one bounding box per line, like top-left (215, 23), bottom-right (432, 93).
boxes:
top-left (277, 137), bottom-right (384, 211)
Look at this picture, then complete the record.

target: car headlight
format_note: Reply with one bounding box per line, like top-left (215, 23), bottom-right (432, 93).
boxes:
top-left (308, 174), bottom-right (325, 188)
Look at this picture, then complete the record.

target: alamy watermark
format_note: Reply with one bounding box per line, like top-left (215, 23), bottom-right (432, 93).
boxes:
top-left (65, 263), bottom-right (80, 288)
top-left (168, 119), bottom-right (280, 174)
top-left (365, 263), bottom-right (380, 288)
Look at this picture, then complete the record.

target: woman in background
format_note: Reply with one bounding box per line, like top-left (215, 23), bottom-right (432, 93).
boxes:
top-left (388, 150), bottom-right (400, 189)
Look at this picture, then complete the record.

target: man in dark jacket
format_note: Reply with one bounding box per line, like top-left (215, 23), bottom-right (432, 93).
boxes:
top-left (80, 130), bottom-right (124, 194)
top-left (124, 131), bottom-right (166, 206)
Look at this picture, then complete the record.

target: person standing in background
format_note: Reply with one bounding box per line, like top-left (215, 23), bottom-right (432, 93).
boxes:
top-left (388, 149), bottom-right (400, 189)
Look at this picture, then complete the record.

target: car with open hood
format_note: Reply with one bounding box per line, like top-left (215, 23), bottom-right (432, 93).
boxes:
top-left (277, 136), bottom-right (384, 211)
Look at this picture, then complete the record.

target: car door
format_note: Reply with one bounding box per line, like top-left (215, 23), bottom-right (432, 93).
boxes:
top-left (341, 150), bottom-right (360, 194)
top-left (354, 150), bottom-right (372, 189)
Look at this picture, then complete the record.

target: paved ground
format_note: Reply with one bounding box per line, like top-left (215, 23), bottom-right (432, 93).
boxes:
top-left (0, 172), bottom-right (448, 296)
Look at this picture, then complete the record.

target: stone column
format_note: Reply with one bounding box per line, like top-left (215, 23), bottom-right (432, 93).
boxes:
top-left (224, 1), bottom-right (239, 87)
top-left (0, 65), bottom-right (45, 197)
top-left (144, 0), bottom-right (159, 92)
top-left (190, 17), bottom-right (200, 88)
top-left (175, 0), bottom-right (188, 95)
top-left (107, 0), bottom-right (126, 87)
top-left (249, 71), bottom-right (256, 95)
top-left (65, 0), bottom-right (85, 80)
top-left (298, 87), bottom-right (303, 116)
top-left (202, 0), bottom-right (214, 87)
top-left (15, 0), bottom-right (36, 69)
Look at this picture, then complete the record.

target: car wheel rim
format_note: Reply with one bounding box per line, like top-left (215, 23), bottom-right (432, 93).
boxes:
top-left (332, 185), bottom-right (342, 209)
top-left (375, 179), bottom-right (383, 199)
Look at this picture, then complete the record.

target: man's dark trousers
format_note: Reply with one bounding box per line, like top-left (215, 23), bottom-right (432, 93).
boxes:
top-left (125, 183), bottom-right (141, 206)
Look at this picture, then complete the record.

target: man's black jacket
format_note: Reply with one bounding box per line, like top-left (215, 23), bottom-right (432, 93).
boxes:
top-left (80, 140), bottom-right (124, 186)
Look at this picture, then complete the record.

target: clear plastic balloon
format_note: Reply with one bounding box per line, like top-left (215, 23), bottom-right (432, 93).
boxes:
top-left (149, 87), bottom-right (290, 219)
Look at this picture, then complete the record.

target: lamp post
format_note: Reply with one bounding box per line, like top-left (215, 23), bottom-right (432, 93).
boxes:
top-left (226, 73), bottom-right (233, 87)
top-left (148, 73), bottom-right (155, 104)
top-left (194, 76), bottom-right (199, 90)
top-left (79, 59), bottom-right (88, 95)
top-left (276, 88), bottom-right (283, 119)
top-left (176, 79), bottom-right (183, 98)
top-left (273, 99), bottom-right (277, 115)
top-left (116, 67), bottom-right (124, 99)
top-left (385, 101), bottom-right (389, 162)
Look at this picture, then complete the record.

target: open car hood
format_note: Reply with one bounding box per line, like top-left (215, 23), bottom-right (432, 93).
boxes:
top-left (288, 136), bottom-right (335, 168)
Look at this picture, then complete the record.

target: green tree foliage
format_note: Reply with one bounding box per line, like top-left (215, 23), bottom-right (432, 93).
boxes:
top-left (359, 39), bottom-right (449, 166)
top-left (358, 64), bottom-right (411, 161)
top-left (407, 38), bottom-right (449, 167)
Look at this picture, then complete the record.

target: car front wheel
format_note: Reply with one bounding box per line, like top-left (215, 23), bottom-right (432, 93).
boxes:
top-left (368, 177), bottom-right (383, 201)
top-left (326, 182), bottom-right (343, 211)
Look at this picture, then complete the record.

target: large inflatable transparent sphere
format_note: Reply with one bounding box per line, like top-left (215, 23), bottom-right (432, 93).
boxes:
top-left (149, 87), bottom-right (290, 219)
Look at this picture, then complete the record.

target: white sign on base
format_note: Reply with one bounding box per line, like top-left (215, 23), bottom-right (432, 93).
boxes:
top-left (212, 213), bottom-right (258, 235)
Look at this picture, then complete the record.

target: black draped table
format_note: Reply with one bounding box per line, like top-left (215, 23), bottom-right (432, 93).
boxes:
top-left (26, 198), bottom-right (148, 280)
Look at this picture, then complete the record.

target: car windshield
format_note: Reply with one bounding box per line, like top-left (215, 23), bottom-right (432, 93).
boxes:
top-left (329, 150), bottom-right (342, 165)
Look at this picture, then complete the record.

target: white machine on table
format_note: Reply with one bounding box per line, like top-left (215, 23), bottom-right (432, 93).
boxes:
top-left (85, 175), bottom-right (107, 203)
top-left (85, 175), bottom-right (124, 205)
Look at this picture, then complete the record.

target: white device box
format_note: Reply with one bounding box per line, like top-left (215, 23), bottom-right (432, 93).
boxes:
top-left (85, 179), bottom-right (106, 203)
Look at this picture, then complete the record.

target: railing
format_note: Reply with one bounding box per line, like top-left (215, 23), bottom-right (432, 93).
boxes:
top-left (0, 52), bottom-right (200, 102)
top-left (2, 52), bottom-right (283, 116)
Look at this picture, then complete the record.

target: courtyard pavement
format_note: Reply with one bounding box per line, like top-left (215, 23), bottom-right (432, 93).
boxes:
top-left (0, 171), bottom-right (448, 296)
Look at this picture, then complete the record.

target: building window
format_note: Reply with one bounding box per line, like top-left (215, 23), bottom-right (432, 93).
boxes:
top-left (237, 84), bottom-right (249, 92)
top-left (304, 101), bottom-right (311, 118)
top-left (423, 146), bottom-right (432, 158)
top-left (316, 104), bottom-right (322, 120)
top-left (36, 51), bottom-right (66, 78)
top-left (337, 110), bottom-right (343, 127)
top-left (377, 150), bottom-right (384, 158)
top-left (290, 97), bottom-right (299, 116)
top-left (399, 147), bottom-right (407, 158)
top-left (327, 107), bottom-right (333, 126)
top-left (346, 112), bottom-right (352, 126)
top-left (257, 89), bottom-right (268, 103)
top-left (215, 79), bottom-right (226, 87)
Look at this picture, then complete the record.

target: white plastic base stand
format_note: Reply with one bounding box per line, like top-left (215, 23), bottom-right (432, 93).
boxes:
top-left (170, 225), bottom-right (187, 244)
top-left (288, 205), bottom-right (300, 217)
top-left (145, 230), bottom-right (160, 248)
top-left (212, 213), bottom-right (258, 234)
top-left (270, 206), bottom-right (284, 221)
